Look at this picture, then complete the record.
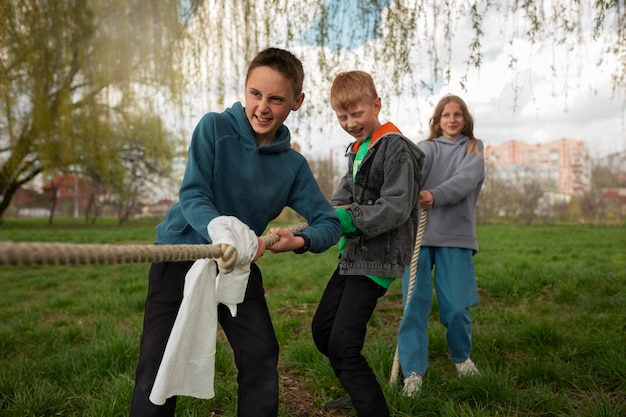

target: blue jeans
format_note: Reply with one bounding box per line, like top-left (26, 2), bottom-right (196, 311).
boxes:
top-left (397, 246), bottom-right (478, 377)
top-left (129, 261), bottom-right (279, 417)
top-left (312, 267), bottom-right (389, 417)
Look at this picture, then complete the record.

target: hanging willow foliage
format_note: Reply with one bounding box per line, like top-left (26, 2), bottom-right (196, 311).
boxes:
top-left (179, 0), bottom-right (625, 134)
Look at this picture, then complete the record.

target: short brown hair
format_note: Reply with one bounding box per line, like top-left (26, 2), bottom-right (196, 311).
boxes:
top-left (246, 48), bottom-right (305, 98)
top-left (330, 71), bottom-right (378, 111)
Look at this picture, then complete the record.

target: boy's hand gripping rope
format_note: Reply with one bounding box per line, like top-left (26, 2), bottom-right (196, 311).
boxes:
top-left (389, 208), bottom-right (428, 386)
top-left (0, 222), bottom-right (308, 266)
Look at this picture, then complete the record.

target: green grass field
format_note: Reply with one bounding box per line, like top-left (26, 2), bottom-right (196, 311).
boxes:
top-left (1, 219), bottom-right (625, 416)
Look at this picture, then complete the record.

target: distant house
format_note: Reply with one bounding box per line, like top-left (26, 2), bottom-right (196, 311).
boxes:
top-left (11, 188), bottom-right (50, 217)
top-left (603, 188), bottom-right (626, 206)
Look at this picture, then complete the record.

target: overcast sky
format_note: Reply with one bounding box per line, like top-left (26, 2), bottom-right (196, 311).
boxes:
top-left (288, 1), bottom-right (626, 159)
top-left (386, 37), bottom-right (625, 159)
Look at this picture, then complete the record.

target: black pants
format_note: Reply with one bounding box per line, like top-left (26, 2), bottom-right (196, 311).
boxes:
top-left (129, 261), bottom-right (279, 417)
top-left (311, 267), bottom-right (390, 417)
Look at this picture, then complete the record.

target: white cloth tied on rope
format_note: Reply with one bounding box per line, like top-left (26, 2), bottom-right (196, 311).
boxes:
top-left (149, 216), bottom-right (258, 405)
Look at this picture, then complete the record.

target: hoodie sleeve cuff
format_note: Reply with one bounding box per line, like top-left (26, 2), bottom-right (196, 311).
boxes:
top-left (336, 207), bottom-right (359, 234)
top-left (293, 233), bottom-right (311, 254)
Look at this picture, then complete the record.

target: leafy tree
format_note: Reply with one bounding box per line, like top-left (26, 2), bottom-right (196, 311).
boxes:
top-left (579, 155), bottom-right (624, 224)
top-left (479, 165), bottom-right (546, 224)
top-left (0, 0), bottom-right (190, 220)
top-left (475, 166), bottom-right (509, 224)
top-left (108, 115), bottom-right (177, 225)
top-left (517, 177), bottom-right (545, 225)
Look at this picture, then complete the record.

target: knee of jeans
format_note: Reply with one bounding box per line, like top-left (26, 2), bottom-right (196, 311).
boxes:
top-left (441, 307), bottom-right (470, 327)
top-left (313, 340), bottom-right (328, 357)
top-left (250, 338), bottom-right (279, 365)
top-left (326, 336), bottom-right (358, 365)
top-left (311, 327), bottom-right (329, 355)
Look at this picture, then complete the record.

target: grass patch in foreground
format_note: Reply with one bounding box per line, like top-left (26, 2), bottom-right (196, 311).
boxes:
top-left (1, 220), bottom-right (625, 416)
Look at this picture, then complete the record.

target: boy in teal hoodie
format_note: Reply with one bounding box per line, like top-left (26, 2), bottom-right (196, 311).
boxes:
top-left (129, 48), bottom-right (341, 417)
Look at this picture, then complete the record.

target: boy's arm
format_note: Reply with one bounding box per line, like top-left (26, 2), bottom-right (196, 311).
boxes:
top-left (178, 115), bottom-right (223, 241)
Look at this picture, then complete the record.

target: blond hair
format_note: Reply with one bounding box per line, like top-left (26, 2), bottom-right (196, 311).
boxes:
top-left (330, 71), bottom-right (378, 111)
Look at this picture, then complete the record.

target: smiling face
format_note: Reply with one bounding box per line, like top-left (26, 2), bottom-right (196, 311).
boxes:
top-left (334, 97), bottom-right (382, 142)
top-left (438, 101), bottom-right (466, 140)
top-left (244, 66), bottom-right (304, 146)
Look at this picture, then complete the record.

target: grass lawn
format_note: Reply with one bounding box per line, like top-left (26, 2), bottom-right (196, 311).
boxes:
top-left (1, 219), bottom-right (625, 416)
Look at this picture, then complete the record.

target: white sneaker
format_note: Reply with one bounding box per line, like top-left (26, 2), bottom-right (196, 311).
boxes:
top-left (402, 372), bottom-right (423, 397)
top-left (455, 358), bottom-right (479, 376)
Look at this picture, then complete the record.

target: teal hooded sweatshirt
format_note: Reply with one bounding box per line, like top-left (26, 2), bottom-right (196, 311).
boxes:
top-left (155, 102), bottom-right (341, 253)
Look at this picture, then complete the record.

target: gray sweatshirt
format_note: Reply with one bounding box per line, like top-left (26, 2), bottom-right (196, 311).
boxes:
top-left (418, 135), bottom-right (485, 252)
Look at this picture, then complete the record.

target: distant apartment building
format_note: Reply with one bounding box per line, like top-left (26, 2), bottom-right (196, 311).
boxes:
top-left (484, 139), bottom-right (590, 196)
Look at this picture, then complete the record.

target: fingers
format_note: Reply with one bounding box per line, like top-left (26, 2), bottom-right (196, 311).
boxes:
top-left (217, 243), bottom-right (237, 274)
top-left (418, 190), bottom-right (434, 210)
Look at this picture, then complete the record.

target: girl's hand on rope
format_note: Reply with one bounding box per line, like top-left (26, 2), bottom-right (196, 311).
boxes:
top-left (252, 237), bottom-right (266, 262)
top-left (418, 190), bottom-right (434, 210)
top-left (266, 227), bottom-right (300, 254)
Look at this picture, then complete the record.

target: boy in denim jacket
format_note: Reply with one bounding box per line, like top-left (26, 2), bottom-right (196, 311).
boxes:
top-left (311, 71), bottom-right (424, 417)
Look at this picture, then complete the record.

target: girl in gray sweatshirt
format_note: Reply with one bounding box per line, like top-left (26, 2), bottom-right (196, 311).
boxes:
top-left (397, 95), bottom-right (485, 398)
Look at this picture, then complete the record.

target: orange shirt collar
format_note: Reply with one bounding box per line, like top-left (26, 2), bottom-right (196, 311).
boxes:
top-left (352, 122), bottom-right (403, 153)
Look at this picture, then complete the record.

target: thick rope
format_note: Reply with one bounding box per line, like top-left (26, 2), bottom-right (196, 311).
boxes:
top-left (389, 208), bottom-right (428, 385)
top-left (0, 222), bottom-right (308, 266)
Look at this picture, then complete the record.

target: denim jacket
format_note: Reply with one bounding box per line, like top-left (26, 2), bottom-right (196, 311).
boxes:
top-left (331, 131), bottom-right (425, 278)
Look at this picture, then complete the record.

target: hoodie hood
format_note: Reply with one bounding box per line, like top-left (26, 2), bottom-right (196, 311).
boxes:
top-left (223, 102), bottom-right (292, 154)
top-left (431, 134), bottom-right (470, 148)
